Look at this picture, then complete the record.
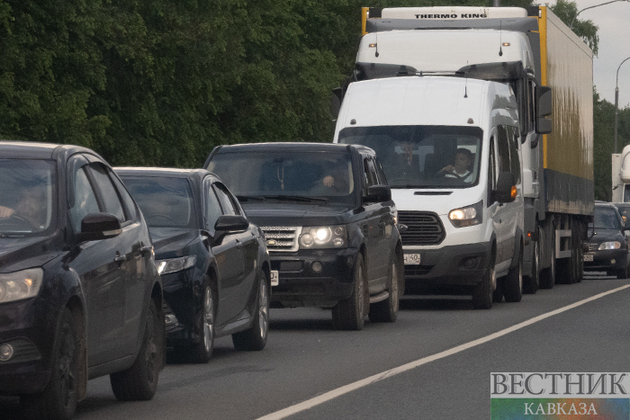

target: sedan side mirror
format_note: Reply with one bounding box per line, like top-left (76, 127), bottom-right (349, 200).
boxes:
top-left (77, 212), bottom-right (122, 242)
top-left (215, 215), bottom-right (249, 233)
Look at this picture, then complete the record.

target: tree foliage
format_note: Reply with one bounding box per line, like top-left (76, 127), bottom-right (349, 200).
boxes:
top-left (549, 0), bottom-right (599, 55)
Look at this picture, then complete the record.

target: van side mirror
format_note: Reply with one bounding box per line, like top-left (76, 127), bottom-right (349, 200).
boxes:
top-left (330, 87), bottom-right (343, 119)
top-left (364, 185), bottom-right (391, 203)
top-left (77, 212), bottom-right (122, 242)
top-left (492, 172), bottom-right (517, 203)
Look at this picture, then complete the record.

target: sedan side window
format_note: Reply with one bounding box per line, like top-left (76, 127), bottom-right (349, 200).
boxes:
top-left (87, 163), bottom-right (126, 222)
top-left (213, 183), bottom-right (240, 216)
top-left (70, 167), bottom-right (100, 233)
top-left (205, 180), bottom-right (224, 232)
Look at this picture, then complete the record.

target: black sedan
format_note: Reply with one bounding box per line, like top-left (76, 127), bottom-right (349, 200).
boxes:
top-left (117, 168), bottom-right (271, 363)
top-left (584, 201), bottom-right (630, 279)
top-left (0, 141), bottom-right (164, 419)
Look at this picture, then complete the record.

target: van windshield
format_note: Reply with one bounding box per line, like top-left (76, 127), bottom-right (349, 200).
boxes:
top-left (207, 151), bottom-right (354, 205)
top-left (338, 125), bottom-right (482, 189)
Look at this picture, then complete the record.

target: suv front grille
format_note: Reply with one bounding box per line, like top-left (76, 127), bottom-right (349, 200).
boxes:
top-left (260, 226), bottom-right (302, 252)
top-left (398, 211), bottom-right (445, 245)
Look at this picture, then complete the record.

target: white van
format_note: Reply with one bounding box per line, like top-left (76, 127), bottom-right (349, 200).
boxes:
top-left (333, 75), bottom-right (524, 309)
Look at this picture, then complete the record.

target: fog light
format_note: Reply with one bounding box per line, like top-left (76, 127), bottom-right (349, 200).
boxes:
top-left (611, 259), bottom-right (616, 265)
top-left (165, 314), bottom-right (178, 326)
top-left (461, 256), bottom-right (481, 270)
top-left (312, 261), bottom-right (323, 273)
top-left (0, 343), bottom-right (14, 362)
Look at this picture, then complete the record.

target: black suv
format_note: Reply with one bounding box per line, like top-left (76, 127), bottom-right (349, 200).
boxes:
top-left (204, 142), bottom-right (403, 330)
top-left (0, 141), bottom-right (164, 419)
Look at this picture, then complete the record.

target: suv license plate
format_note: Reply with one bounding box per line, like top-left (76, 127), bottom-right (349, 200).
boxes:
top-left (404, 254), bottom-right (421, 265)
top-left (583, 254), bottom-right (593, 262)
top-left (270, 270), bottom-right (279, 286)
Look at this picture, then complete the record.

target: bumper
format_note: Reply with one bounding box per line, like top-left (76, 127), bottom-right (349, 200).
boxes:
top-left (403, 241), bottom-right (493, 294)
top-left (583, 249), bottom-right (628, 272)
top-left (0, 298), bottom-right (57, 395)
top-left (160, 267), bottom-right (202, 347)
top-left (270, 248), bottom-right (358, 307)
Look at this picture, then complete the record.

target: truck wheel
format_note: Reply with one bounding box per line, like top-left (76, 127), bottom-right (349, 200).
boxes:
top-left (523, 232), bottom-right (540, 294)
top-left (110, 299), bottom-right (162, 401)
top-left (189, 282), bottom-right (215, 363)
top-left (332, 254), bottom-right (367, 330)
top-left (21, 308), bottom-right (78, 420)
top-left (369, 253), bottom-right (401, 323)
top-left (539, 228), bottom-right (555, 289)
top-left (503, 250), bottom-right (523, 303)
top-left (233, 272), bottom-right (270, 351)
top-left (472, 265), bottom-right (494, 310)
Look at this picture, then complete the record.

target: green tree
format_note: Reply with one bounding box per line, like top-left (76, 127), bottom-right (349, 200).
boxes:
top-left (549, 0), bottom-right (599, 54)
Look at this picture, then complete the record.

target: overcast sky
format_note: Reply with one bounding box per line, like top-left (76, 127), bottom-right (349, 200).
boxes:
top-left (543, 0), bottom-right (630, 108)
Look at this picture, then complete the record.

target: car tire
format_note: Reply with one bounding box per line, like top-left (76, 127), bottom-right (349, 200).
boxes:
top-left (369, 252), bottom-right (401, 323)
top-left (523, 231), bottom-right (540, 294)
top-left (503, 249), bottom-right (523, 303)
top-left (472, 264), bottom-right (494, 310)
top-left (110, 299), bottom-right (162, 401)
top-left (21, 308), bottom-right (78, 420)
top-left (232, 272), bottom-right (270, 351)
top-left (189, 282), bottom-right (215, 363)
top-left (332, 254), bottom-right (367, 330)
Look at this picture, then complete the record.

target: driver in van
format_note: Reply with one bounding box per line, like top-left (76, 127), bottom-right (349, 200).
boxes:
top-left (438, 148), bottom-right (474, 182)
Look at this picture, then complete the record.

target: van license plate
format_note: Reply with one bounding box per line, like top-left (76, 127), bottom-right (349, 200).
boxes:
top-left (270, 270), bottom-right (279, 286)
top-left (583, 254), bottom-right (593, 262)
top-left (404, 254), bottom-right (421, 265)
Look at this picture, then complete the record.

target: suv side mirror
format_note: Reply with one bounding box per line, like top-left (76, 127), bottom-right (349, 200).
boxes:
top-left (492, 172), bottom-right (517, 203)
top-left (77, 212), bottom-right (122, 242)
top-left (364, 185), bottom-right (391, 203)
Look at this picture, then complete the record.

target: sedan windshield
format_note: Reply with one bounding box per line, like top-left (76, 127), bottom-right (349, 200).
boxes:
top-left (122, 176), bottom-right (196, 228)
top-left (0, 159), bottom-right (56, 235)
top-left (593, 207), bottom-right (622, 230)
top-left (338, 125), bottom-right (482, 188)
top-left (207, 151), bottom-right (354, 204)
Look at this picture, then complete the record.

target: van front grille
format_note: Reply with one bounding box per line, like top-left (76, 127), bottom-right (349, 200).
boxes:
top-left (398, 211), bottom-right (445, 245)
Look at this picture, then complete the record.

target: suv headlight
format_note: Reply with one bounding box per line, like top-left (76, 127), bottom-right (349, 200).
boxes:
top-left (299, 226), bottom-right (347, 249)
top-left (599, 241), bottom-right (621, 250)
top-left (156, 255), bottom-right (197, 275)
top-left (449, 200), bottom-right (483, 228)
top-left (0, 268), bottom-right (44, 303)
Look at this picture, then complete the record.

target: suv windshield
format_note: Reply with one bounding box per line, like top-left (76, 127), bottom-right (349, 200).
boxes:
top-left (0, 159), bottom-right (56, 236)
top-left (593, 206), bottom-right (622, 230)
top-left (122, 176), bottom-right (196, 228)
top-left (338, 125), bottom-right (482, 188)
top-left (207, 151), bottom-right (355, 204)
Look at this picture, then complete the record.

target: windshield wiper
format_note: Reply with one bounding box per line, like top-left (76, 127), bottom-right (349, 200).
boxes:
top-left (261, 195), bottom-right (329, 203)
top-left (237, 195), bottom-right (267, 202)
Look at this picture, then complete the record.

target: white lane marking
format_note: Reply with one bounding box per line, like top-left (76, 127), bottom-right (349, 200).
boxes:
top-left (257, 284), bottom-right (630, 420)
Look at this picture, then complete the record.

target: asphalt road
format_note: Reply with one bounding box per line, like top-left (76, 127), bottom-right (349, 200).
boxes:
top-left (2, 272), bottom-right (629, 420)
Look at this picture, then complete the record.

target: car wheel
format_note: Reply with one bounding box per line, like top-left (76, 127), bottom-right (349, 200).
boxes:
top-left (21, 308), bottom-right (78, 420)
top-left (232, 272), bottom-right (270, 351)
top-left (472, 264), bottom-right (494, 310)
top-left (369, 253), bottom-right (401, 323)
top-left (503, 249), bottom-right (523, 303)
top-left (332, 254), bottom-right (367, 330)
top-left (189, 283), bottom-right (215, 363)
top-left (110, 299), bottom-right (162, 401)
top-left (523, 231), bottom-right (540, 294)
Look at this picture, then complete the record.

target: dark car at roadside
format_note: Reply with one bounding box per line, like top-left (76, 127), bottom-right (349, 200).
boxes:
top-left (116, 168), bottom-right (271, 363)
top-left (584, 201), bottom-right (630, 279)
top-left (0, 141), bottom-right (164, 420)
top-left (204, 142), bottom-right (404, 331)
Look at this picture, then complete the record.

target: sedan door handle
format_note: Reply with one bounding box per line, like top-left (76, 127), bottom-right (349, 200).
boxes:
top-left (114, 254), bottom-right (127, 265)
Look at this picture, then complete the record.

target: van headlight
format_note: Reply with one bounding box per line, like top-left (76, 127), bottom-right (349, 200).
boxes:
top-left (0, 268), bottom-right (44, 303)
top-left (599, 241), bottom-right (621, 250)
top-left (299, 226), bottom-right (347, 249)
top-left (156, 255), bottom-right (197, 275)
top-left (449, 200), bottom-right (483, 228)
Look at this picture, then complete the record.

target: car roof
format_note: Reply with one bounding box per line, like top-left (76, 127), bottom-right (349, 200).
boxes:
top-left (210, 142), bottom-right (374, 155)
top-left (0, 140), bottom-right (104, 161)
top-left (115, 167), bottom-right (220, 183)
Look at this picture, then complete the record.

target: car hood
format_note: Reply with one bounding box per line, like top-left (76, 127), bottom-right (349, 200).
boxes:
top-left (241, 202), bottom-right (353, 226)
top-left (588, 228), bottom-right (625, 244)
top-left (149, 227), bottom-right (199, 258)
top-left (0, 236), bottom-right (60, 273)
